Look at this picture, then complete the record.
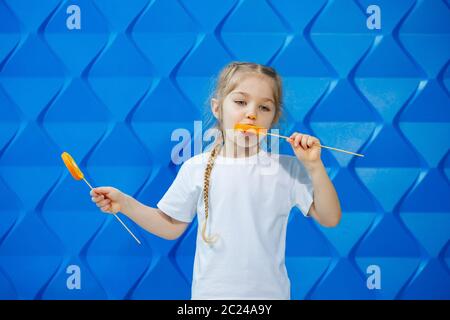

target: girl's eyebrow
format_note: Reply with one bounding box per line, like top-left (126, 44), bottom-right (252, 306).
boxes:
top-left (231, 91), bottom-right (274, 103)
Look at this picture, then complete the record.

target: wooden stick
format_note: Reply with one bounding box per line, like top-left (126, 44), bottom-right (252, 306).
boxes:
top-left (263, 131), bottom-right (365, 158)
top-left (83, 179), bottom-right (142, 245)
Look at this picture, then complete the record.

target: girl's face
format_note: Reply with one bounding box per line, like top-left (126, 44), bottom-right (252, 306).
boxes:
top-left (212, 73), bottom-right (277, 153)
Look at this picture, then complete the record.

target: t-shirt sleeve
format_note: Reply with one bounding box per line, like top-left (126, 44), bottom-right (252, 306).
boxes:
top-left (157, 160), bottom-right (200, 223)
top-left (290, 160), bottom-right (314, 217)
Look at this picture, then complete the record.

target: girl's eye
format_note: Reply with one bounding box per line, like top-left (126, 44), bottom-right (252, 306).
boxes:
top-left (260, 105), bottom-right (271, 111)
top-left (235, 100), bottom-right (246, 106)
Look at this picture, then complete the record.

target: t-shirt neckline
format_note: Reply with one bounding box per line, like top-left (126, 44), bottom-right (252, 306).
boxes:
top-left (215, 149), bottom-right (268, 164)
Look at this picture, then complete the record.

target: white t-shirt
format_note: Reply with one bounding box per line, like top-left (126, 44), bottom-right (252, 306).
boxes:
top-left (157, 149), bottom-right (314, 300)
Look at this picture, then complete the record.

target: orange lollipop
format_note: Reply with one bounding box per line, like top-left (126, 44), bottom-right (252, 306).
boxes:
top-left (234, 123), bottom-right (364, 157)
top-left (61, 152), bottom-right (141, 245)
top-left (234, 123), bottom-right (267, 135)
top-left (61, 152), bottom-right (85, 181)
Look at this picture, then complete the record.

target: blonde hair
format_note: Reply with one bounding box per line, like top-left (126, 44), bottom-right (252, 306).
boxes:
top-left (201, 61), bottom-right (284, 244)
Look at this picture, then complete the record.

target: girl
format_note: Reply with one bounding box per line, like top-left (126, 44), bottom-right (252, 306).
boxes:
top-left (90, 62), bottom-right (342, 300)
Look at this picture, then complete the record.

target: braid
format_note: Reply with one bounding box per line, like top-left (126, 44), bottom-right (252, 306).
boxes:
top-left (202, 143), bottom-right (222, 244)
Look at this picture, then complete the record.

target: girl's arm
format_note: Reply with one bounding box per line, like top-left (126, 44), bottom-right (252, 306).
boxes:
top-left (287, 133), bottom-right (342, 227)
top-left (121, 194), bottom-right (189, 240)
top-left (305, 161), bottom-right (342, 227)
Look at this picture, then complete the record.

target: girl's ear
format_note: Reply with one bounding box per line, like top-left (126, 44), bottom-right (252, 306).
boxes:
top-left (211, 98), bottom-right (220, 120)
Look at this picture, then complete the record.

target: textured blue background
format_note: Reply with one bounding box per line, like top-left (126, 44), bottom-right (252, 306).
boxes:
top-left (0, 0), bottom-right (449, 300)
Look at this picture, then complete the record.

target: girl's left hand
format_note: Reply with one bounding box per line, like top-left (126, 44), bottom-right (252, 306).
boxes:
top-left (287, 132), bottom-right (322, 166)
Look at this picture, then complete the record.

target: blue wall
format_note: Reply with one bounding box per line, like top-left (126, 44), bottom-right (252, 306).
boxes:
top-left (0, 0), bottom-right (449, 299)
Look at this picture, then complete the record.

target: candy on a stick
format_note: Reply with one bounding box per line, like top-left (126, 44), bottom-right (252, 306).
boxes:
top-left (62, 152), bottom-right (84, 181)
top-left (61, 152), bottom-right (141, 245)
top-left (234, 123), bottom-right (267, 135)
top-left (234, 123), bottom-right (364, 157)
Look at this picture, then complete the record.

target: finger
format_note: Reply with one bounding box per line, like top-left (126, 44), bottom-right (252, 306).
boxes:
top-left (91, 195), bottom-right (104, 203)
top-left (101, 205), bottom-right (111, 213)
top-left (96, 200), bottom-right (111, 208)
top-left (92, 187), bottom-right (112, 196)
top-left (294, 134), bottom-right (302, 147)
top-left (96, 199), bottom-right (107, 207)
top-left (98, 199), bottom-right (111, 207)
top-left (307, 136), bottom-right (315, 147)
top-left (287, 132), bottom-right (296, 143)
top-left (311, 137), bottom-right (320, 147)
top-left (301, 135), bottom-right (309, 149)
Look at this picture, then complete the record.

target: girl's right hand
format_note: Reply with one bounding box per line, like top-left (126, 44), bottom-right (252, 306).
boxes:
top-left (90, 187), bottom-right (126, 214)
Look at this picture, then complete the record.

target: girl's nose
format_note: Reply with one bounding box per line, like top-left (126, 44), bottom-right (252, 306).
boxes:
top-left (247, 114), bottom-right (256, 120)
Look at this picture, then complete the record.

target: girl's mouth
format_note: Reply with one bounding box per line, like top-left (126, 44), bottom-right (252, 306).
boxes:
top-left (239, 130), bottom-right (256, 137)
top-left (235, 124), bottom-right (259, 136)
